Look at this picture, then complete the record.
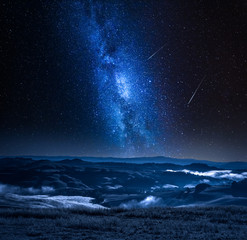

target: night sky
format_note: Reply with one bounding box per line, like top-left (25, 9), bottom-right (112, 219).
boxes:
top-left (1, 0), bottom-right (247, 161)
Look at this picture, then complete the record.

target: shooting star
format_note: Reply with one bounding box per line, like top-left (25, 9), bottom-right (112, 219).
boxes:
top-left (187, 75), bottom-right (206, 106)
top-left (147, 43), bottom-right (166, 61)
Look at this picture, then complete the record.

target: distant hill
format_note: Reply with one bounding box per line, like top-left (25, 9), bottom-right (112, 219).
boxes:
top-left (1, 156), bottom-right (247, 169)
top-left (0, 157), bottom-right (247, 208)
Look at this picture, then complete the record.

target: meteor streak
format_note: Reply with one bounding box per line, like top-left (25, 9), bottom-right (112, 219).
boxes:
top-left (187, 75), bottom-right (206, 106)
top-left (147, 43), bottom-right (166, 60)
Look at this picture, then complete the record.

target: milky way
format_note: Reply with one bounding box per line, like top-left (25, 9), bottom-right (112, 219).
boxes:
top-left (80, 2), bottom-right (160, 155)
top-left (1, 0), bottom-right (246, 161)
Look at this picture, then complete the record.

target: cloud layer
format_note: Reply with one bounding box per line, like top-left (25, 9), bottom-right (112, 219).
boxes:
top-left (120, 196), bottom-right (163, 209)
top-left (166, 169), bottom-right (247, 181)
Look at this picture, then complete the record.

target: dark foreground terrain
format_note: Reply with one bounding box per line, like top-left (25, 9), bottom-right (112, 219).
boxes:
top-left (0, 206), bottom-right (247, 240)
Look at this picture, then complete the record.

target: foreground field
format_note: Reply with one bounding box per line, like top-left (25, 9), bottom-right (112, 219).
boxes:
top-left (0, 206), bottom-right (247, 239)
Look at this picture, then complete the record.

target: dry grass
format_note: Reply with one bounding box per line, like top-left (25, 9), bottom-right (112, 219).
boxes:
top-left (0, 206), bottom-right (247, 239)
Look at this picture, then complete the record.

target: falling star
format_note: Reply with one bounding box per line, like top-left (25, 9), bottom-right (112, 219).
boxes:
top-left (187, 75), bottom-right (206, 106)
top-left (147, 43), bottom-right (166, 60)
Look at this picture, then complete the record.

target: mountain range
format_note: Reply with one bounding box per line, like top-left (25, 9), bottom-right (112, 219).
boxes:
top-left (0, 157), bottom-right (246, 208)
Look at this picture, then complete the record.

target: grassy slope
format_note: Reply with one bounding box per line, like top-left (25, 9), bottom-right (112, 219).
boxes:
top-left (0, 206), bottom-right (247, 239)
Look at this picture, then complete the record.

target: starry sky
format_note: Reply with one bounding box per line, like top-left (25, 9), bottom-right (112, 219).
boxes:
top-left (1, 0), bottom-right (247, 162)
